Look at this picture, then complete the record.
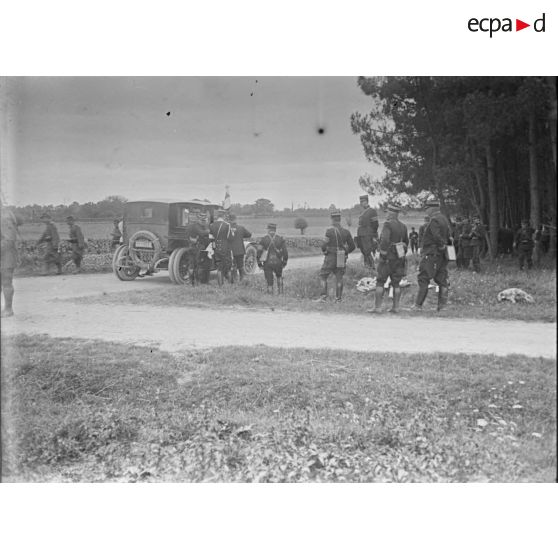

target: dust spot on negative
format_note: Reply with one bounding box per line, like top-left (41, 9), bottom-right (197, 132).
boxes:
top-left (318, 127), bottom-right (325, 135)
top-left (166, 111), bottom-right (171, 116)
top-left (250, 92), bottom-right (254, 97)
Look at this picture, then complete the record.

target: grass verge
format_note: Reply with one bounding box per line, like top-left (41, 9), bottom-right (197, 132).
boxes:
top-left (74, 257), bottom-right (556, 322)
top-left (2, 335), bottom-right (555, 482)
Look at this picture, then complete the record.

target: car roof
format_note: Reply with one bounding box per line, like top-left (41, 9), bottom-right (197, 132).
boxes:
top-left (128, 198), bottom-right (221, 207)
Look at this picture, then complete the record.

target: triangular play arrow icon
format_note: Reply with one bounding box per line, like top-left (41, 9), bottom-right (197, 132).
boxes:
top-left (516, 19), bottom-right (530, 31)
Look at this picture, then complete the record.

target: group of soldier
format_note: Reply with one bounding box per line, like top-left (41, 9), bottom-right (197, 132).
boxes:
top-left (178, 208), bottom-right (289, 293)
top-left (0, 194), bottom-right (551, 319)
top-left (317, 195), bottom-right (451, 313)
top-left (0, 207), bottom-right (86, 318)
top-left (34, 213), bottom-right (87, 276)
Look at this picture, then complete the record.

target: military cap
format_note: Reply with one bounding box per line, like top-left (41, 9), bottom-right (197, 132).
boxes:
top-left (386, 202), bottom-right (402, 213)
top-left (330, 210), bottom-right (341, 221)
top-left (267, 223), bottom-right (277, 230)
top-left (359, 194), bottom-right (369, 202)
top-left (40, 212), bottom-right (51, 219)
top-left (65, 215), bottom-right (75, 222)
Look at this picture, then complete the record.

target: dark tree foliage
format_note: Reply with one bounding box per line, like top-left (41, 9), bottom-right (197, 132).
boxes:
top-left (351, 76), bottom-right (557, 256)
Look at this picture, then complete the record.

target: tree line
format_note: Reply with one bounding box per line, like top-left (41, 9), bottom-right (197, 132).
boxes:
top-left (351, 76), bottom-right (557, 257)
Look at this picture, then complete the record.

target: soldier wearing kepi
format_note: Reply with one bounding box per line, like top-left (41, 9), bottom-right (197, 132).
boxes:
top-left (318, 210), bottom-right (356, 303)
top-left (514, 219), bottom-right (534, 271)
top-left (357, 194), bottom-right (379, 271)
top-left (38, 213), bottom-right (62, 275)
top-left (1, 202), bottom-right (22, 318)
top-left (368, 203), bottom-right (408, 314)
top-left (412, 199), bottom-right (451, 311)
top-left (228, 214), bottom-right (252, 282)
top-left (257, 223), bottom-right (288, 295)
top-left (66, 215), bottom-right (86, 273)
top-left (209, 208), bottom-right (232, 285)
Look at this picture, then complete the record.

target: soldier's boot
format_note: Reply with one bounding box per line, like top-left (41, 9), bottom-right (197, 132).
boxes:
top-left (335, 281), bottom-right (343, 303)
top-left (267, 284), bottom-right (274, 295)
top-left (389, 287), bottom-right (401, 313)
top-left (410, 283), bottom-right (428, 311)
top-left (367, 287), bottom-right (384, 313)
top-left (217, 271), bottom-right (224, 287)
top-left (278, 277), bottom-right (284, 295)
top-left (1, 285), bottom-right (15, 317)
top-left (56, 261), bottom-right (63, 275)
top-left (437, 286), bottom-right (449, 311)
top-left (317, 279), bottom-right (328, 302)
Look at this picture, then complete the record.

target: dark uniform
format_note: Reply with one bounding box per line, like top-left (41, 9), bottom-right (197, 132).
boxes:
top-left (413, 201), bottom-right (451, 311)
top-left (186, 221), bottom-right (211, 284)
top-left (458, 219), bottom-right (473, 270)
top-left (38, 214), bottom-right (62, 275)
top-left (369, 204), bottom-right (408, 313)
top-left (470, 219), bottom-right (485, 272)
top-left (229, 216), bottom-right (252, 281)
top-left (514, 222), bottom-right (534, 270)
top-left (357, 195), bottom-right (379, 269)
top-left (409, 228), bottom-right (419, 255)
top-left (1, 206), bottom-right (22, 317)
top-left (66, 217), bottom-right (86, 273)
top-left (209, 212), bottom-right (232, 285)
top-left (318, 212), bottom-right (356, 302)
top-left (418, 217), bottom-right (430, 253)
top-left (257, 224), bottom-right (288, 294)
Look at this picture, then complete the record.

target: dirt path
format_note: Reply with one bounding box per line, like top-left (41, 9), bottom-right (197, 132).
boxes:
top-left (1, 271), bottom-right (556, 358)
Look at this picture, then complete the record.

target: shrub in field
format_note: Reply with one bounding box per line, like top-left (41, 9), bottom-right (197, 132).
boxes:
top-left (15, 239), bottom-right (115, 274)
top-left (294, 217), bottom-right (308, 235)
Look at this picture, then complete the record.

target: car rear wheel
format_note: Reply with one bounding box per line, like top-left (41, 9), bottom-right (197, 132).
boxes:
top-left (244, 244), bottom-right (258, 275)
top-left (169, 247), bottom-right (192, 285)
top-left (113, 245), bottom-right (140, 281)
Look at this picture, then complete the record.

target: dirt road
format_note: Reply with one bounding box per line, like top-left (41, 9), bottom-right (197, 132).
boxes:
top-left (1, 270), bottom-right (555, 358)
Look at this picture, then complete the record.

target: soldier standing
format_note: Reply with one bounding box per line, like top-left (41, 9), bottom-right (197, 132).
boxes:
top-left (412, 199), bottom-right (451, 311)
top-left (38, 213), bottom-right (62, 275)
top-left (1, 203), bottom-right (22, 318)
top-left (318, 210), bottom-right (356, 303)
top-left (514, 220), bottom-right (534, 270)
top-left (418, 216), bottom-right (430, 253)
top-left (66, 216), bottom-right (86, 273)
top-left (356, 194), bottom-right (379, 271)
top-left (229, 214), bottom-right (252, 282)
top-left (209, 208), bottom-right (232, 285)
top-left (409, 227), bottom-right (419, 255)
top-left (257, 223), bottom-right (288, 295)
top-left (368, 203), bottom-right (408, 314)
top-left (470, 217), bottom-right (485, 272)
top-left (458, 218), bottom-right (473, 270)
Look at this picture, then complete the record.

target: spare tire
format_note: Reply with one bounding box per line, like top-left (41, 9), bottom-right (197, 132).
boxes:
top-left (128, 230), bottom-right (162, 270)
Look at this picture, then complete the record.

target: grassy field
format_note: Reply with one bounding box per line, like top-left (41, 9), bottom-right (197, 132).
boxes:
top-left (17, 211), bottom-right (427, 241)
top-left (75, 257), bottom-right (557, 322)
top-left (2, 335), bottom-right (555, 482)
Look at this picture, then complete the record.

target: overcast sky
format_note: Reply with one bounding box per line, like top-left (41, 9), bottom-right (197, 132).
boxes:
top-left (1, 77), bottom-right (382, 209)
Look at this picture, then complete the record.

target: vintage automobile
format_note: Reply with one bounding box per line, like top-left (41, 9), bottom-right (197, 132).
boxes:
top-left (112, 198), bottom-right (259, 283)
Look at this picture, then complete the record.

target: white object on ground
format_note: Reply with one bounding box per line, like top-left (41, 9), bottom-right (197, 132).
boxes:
top-left (497, 288), bottom-right (535, 304)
